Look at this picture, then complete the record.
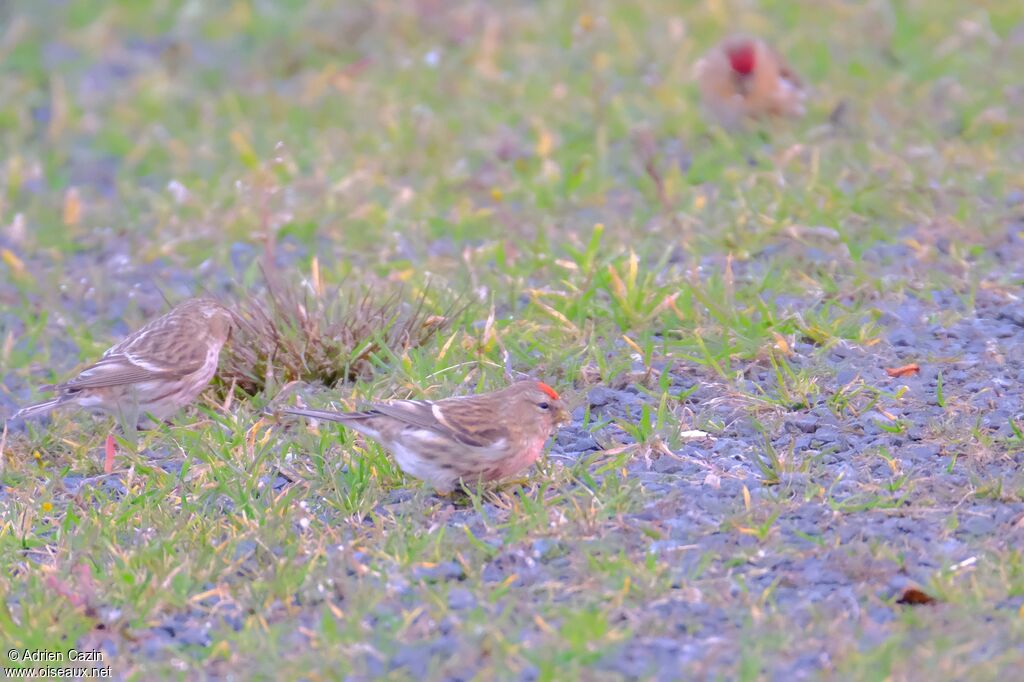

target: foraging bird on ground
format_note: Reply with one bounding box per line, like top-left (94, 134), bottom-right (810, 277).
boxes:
top-left (281, 380), bottom-right (571, 493)
top-left (12, 297), bottom-right (234, 430)
top-left (694, 35), bottom-right (806, 126)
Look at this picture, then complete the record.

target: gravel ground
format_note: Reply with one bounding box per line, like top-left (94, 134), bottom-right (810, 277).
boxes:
top-left (5, 230), bottom-right (1022, 679)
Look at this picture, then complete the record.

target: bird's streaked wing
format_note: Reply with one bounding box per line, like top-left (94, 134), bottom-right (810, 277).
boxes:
top-left (374, 398), bottom-right (509, 449)
top-left (57, 354), bottom-right (186, 391)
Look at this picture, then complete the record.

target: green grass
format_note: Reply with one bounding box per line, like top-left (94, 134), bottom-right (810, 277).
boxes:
top-left (2, 0), bottom-right (1024, 679)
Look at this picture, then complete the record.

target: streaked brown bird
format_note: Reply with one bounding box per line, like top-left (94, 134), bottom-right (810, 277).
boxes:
top-left (281, 380), bottom-right (571, 493)
top-left (12, 297), bottom-right (234, 430)
top-left (694, 35), bottom-right (806, 127)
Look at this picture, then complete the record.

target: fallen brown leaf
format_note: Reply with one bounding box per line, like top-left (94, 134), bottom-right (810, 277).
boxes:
top-left (886, 363), bottom-right (920, 378)
top-left (897, 587), bottom-right (937, 605)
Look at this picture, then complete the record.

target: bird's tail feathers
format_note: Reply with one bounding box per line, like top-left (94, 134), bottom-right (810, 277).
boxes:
top-left (11, 397), bottom-right (64, 422)
top-left (279, 407), bottom-right (358, 424)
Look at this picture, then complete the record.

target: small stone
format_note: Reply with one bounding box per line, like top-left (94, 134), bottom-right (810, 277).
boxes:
top-left (905, 444), bottom-right (941, 460)
top-left (653, 456), bottom-right (686, 474)
top-left (412, 561), bottom-right (464, 582)
top-left (888, 329), bottom-right (916, 347)
top-left (813, 426), bottom-right (840, 443)
top-left (588, 387), bottom-right (614, 407)
top-left (532, 538), bottom-right (560, 559)
top-left (141, 632), bottom-right (175, 657)
top-left (786, 415), bottom-right (819, 434)
top-left (859, 411), bottom-right (887, 434)
top-left (906, 425), bottom-right (926, 441)
top-left (176, 626), bottom-right (210, 647)
top-left (447, 588), bottom-right (476, 610)
top-left (960, 515), bottom-right (996, 536)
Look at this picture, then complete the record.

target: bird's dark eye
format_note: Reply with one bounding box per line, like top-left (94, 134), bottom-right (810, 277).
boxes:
top-left (538, 402), bottom-right (550, 410)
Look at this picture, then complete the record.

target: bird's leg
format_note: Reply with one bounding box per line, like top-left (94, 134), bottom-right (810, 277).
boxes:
top-left (110, 401), bottom-right (139, 460)
top-left (103, 434), bottom-right (116, 474)
top-left (119, 415), bottom-right (139, 453)
top-left (119, 393), bottom-right (141, 451)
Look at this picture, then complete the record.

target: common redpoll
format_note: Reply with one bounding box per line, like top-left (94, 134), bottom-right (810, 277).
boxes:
top-left (12, 297), bottom-right (234, 429)
top-left (694, 35), bottom-right (806, 126)
top-left (282, 380), bottom-right (571, 493)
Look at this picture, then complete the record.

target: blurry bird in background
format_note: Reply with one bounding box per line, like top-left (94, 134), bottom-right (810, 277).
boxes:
top-left (694, 35), bottom-right (806, 127)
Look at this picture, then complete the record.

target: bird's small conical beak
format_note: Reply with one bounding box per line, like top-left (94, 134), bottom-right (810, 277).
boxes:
top-left (553, 405), bottom-right (572, 427)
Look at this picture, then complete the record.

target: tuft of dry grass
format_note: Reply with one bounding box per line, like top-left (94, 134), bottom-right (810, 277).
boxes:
top-left (217, 271), bottom-right (459, 397)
